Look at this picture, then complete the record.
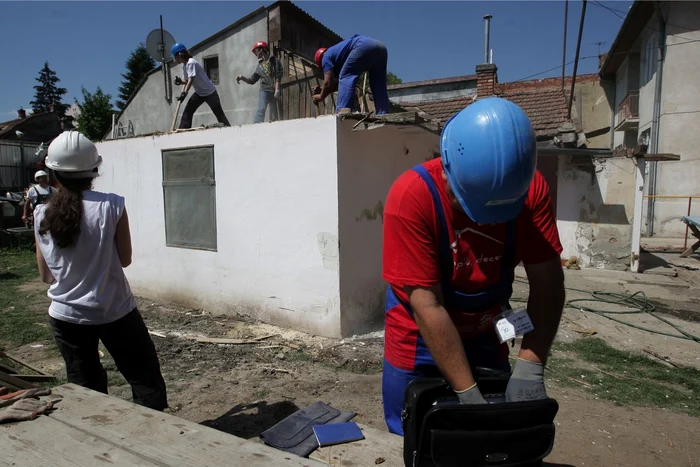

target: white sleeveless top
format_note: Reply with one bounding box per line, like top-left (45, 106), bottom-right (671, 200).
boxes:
top-left (34, 190), bottom-right (136, 325)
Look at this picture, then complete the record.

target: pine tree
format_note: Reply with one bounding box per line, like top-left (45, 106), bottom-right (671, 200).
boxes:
top-left (116, 43), bottom-right (156, 110)
top-left (75, 86), bottom-right (115, 142)
top-left (30, 62), bottom-right (69, 116)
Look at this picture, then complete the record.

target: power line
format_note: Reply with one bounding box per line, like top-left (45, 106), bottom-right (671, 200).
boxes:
top-left (590, 0), bottom-right (699, 39)
top-left (513, 34), bottom-right (700, 83)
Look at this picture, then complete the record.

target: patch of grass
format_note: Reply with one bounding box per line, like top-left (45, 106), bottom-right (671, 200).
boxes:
top-left (0, 249), bottom-right (53, 348)
top-left (549, 338), bottom-right (700, 417)
top-left (253, 388), bottom-right (269, 399)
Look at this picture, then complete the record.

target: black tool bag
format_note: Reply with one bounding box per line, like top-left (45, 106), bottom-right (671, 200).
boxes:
top-left (402, 370), bottom-right (559, 467)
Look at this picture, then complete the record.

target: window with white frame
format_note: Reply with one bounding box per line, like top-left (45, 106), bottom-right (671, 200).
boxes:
top-left (642, 33), bottom-right (657, 86)
top-left (162, 146), bottom-right (217, 251)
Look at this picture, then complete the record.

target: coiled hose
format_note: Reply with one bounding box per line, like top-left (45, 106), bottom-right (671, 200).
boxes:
top-left (511, 278), bottom-right (700, 343)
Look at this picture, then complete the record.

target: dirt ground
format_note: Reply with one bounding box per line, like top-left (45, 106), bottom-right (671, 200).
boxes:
top-left (4, 251), bottom-right (700, 467)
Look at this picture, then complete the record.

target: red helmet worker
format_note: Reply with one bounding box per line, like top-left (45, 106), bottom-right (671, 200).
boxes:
top-left (236, 40), bottom-right (283, 124)
top-left (311, 35), bottom-right (390, 115)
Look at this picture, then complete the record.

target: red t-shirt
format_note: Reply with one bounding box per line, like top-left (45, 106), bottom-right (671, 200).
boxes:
top-left (382, 158), bottom-right (563, 368)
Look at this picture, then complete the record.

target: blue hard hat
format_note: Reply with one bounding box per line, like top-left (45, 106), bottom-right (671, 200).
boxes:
top-left (441, 97), bottom-right (537, 224)
top-left (171, 43), bottom-right (187, 57)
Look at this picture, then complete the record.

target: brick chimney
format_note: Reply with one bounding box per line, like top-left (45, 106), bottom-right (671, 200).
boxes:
top-left (476, 63), bottom-right (498, 98)
top-left (17, 107), bottom-right (26, 119)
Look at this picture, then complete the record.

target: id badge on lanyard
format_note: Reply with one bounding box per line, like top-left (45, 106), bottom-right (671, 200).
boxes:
top-left (493, 304), bottom-right (535, 344)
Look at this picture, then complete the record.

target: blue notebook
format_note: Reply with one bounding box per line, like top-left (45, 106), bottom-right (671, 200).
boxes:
top-left (312, 422), bottom-right (365, 447)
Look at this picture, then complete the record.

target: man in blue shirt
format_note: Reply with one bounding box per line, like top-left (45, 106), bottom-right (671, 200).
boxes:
top-left (312, 34), bottom-right (390, 115)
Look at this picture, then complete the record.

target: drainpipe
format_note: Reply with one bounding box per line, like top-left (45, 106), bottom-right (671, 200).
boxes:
top-left (646, 2), bottom-right (666, 237)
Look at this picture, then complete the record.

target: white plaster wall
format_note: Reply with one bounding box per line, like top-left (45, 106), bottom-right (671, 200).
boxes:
top-left (650, 2), bottom-right (700, 237)
top-left (388, 83), bottom-right (477, 104)
top-left (335, 121), bottom-right (440, 336)
top-left (94, 116), bottom-right (343, 337)
top-left (612, 58), bottom-right (629, 148)
top-left (112, 12), bottom-right (268, 138)
top-left (556, 157), bottom-right (636, 269)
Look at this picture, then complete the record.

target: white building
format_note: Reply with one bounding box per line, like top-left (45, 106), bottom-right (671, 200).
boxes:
top-left (95, 116), bottom-right (439, 338)
top-left (600, 0), bottom-right (700, 241)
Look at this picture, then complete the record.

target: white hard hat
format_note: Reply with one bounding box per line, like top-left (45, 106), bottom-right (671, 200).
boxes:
top-left (34, 170), bottom-right (49, 181)
top-left (45, 131), bottom-right (102, 179)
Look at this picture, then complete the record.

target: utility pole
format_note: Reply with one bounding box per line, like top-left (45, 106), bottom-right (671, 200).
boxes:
top-left (562, 0), bottom-right (568, 90)
top-left (568, 0), bottom-right (587, 120)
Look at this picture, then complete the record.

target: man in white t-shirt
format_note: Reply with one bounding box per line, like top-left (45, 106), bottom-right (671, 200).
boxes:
top-left (22, 170), bottom-right (57, 227)
top-left (171, 42), bottom-right (231, 129)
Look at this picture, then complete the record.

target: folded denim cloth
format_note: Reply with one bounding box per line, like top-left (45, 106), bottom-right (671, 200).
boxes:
top-left (259, 401), bottom-right (356, 458)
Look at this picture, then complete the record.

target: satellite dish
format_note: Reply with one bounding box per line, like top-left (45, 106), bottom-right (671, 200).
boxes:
top-left (146, 27), bottom-right (176, 63)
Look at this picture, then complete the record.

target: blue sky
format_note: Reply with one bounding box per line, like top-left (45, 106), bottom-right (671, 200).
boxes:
top-left (0, 1), bottom-right (632, 120)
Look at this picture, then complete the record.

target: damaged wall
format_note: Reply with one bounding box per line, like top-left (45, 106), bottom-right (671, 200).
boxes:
top-left (95, 116), bottom-right (344, 337)
top-left (336, 120), bottom-right (440, 337)
top-left (556, 156), bottom-right (636, 269)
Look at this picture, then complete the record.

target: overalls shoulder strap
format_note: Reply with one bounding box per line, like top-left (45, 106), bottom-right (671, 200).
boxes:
top-left (411, 164), bottom-right (517, 312)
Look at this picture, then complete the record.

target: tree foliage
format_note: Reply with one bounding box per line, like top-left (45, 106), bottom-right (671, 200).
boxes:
top-left (30, 62), bottom-right (69, 116)
top-left (358, 70), bottom-right (403, 88)
top-left (116, 43), bottom-right (156, 110)
top-left (75, 87), bottom-right (115, 142)
top-left (386, 71), bottom-right (403, 85)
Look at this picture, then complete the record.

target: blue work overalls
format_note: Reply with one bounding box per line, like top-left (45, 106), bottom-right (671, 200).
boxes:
top-left (382, 164), bottom-right (517, 436)
top-left (323, 35), bottom-right (390, 115)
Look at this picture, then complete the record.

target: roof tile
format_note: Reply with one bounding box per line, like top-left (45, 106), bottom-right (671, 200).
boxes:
top-left (400, 77), bottom-right (585, 138)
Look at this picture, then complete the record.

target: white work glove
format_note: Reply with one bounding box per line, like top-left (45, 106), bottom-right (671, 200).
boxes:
top-left (274, 89), bottom-right (280, 99)
top-left (505, 358), bottom-right (548, 402)
top-left (454, 383), bottom-right (487, 405)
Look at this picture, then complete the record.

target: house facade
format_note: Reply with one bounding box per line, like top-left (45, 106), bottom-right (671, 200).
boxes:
top-left (600, 0), bottom-right (700, 239)
top-left (108, 1), bottom-right (342, 140)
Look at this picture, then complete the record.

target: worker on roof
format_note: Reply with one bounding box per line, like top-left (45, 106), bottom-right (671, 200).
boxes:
top-left (22, 170), bottom-right (57, 228)
top-left (312, 34), bottom-right (390, 115)
top-left (236, 41), bottom-right (283, 123)
top-left (34, 130), bottom-right (168, 411)
top-left (381, 97), bottom-right (565, 436)
top-left (171, 43), bottom-right (231, 129)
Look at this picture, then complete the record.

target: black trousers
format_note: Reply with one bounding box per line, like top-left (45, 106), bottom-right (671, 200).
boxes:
top-left (50, 308), bottom-right (168, 411)
top-left (178, 90), bottom-right (231, 129)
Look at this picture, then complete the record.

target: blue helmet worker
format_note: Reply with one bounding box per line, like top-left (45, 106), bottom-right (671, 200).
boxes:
top-left (312, 34), bottom-right (390, 115)
top-left (171, 42), bottom-right (231, 129)
top-left (381, 97), bottom-right (566, 435)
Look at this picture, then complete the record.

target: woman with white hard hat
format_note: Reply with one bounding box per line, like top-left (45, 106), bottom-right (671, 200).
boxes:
top-left (34, 130), bottom-right (168, 410)
top-left (21, 169), bottom-right (57, 227)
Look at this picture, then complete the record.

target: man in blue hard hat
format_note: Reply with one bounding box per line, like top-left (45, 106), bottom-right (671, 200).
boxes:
top-left (312, 34), bottom-right (390, 115)
top-left (381, 97), bottom-right (566, 435)
top-left (171, 43), bottom-right (230, 129)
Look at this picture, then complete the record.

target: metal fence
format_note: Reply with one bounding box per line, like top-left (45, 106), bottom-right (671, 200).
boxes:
top-left (0, 140), bottom-right (43, 193)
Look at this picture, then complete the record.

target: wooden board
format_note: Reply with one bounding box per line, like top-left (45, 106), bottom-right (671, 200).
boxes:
top-left (4, 383), bottom-right (326, 467)
top-left (0, 370), bottom-right (36, 390)
top-left (309, 424), bottom-right (404, 467)
top-left (1, 415), bottom-right (158, 466)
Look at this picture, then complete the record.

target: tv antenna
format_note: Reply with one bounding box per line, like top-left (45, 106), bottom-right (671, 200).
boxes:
top-left (146, 16), bottom-right (176, 102)
top-left (590, 41), bottom-right (607, 56)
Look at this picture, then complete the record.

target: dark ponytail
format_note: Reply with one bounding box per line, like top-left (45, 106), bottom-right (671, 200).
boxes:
top-left (38, 172), bottom-right (93, 249)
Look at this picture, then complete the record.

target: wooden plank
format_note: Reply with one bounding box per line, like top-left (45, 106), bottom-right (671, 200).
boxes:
top-left (1, 415), bottom-right (160, 466)
top-left (0, 370), bottom-right (36, 390)
top-left (309, 424), bottom-right (403, 467)
top-left (4, 353), bottom-right (50, 376)
top-left (49, 384), bottom-right (326, 467)
top-left (8, 374), bottom-right (56, 382)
